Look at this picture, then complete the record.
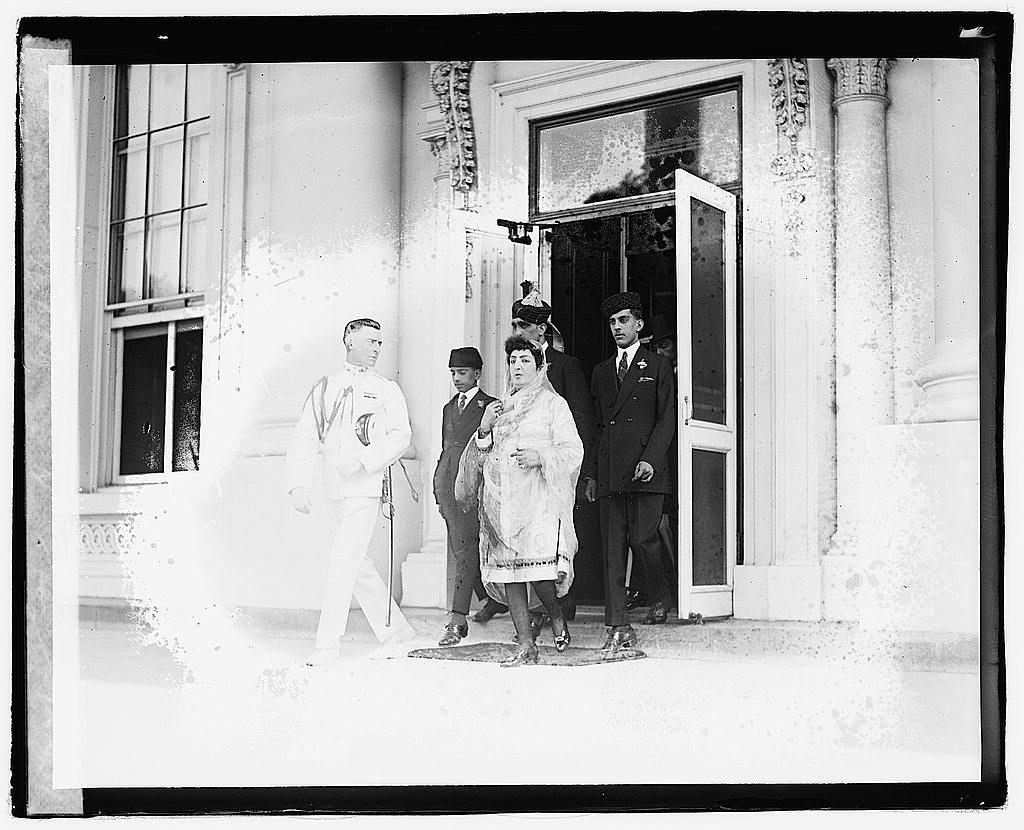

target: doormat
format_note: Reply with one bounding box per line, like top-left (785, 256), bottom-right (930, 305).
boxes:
top-left (408, 642), bottom-right (646, 666)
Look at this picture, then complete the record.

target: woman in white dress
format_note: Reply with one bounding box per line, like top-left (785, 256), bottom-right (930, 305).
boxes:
top-left (457, 336), bottom-right (584, 667)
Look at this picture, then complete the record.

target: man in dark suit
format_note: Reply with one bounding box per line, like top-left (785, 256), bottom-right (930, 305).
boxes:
top-left (507, 289), bottom-right (596, 622)
top-left (584, 292), bottom-right (677, 654)
top-left (433, 347), bottom-right (499, 645)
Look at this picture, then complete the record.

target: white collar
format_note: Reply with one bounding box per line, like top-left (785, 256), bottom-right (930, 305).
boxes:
top-left (458, 385), bottom-right (480, 404)
top-left (618, 340), bottom-right (642, 367)
top-left (343, 360), bottom-right (369, 375)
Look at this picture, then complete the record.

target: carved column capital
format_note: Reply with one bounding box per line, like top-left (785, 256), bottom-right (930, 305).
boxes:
top-left (428, 61), bottom-right (477, 196)
top-left (425, 134), bottom-right (452, 182)
top-left (827, 58), bottom-right (897, 107)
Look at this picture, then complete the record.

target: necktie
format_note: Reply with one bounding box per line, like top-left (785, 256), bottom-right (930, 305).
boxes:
top-left (617, 352), bottom-right (629, 386)
top-left (458, 393), bottom-right (467, 413)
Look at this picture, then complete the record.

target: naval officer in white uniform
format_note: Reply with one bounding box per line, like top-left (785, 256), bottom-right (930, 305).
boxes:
top-left (286, 317), bottom-right (415, 665)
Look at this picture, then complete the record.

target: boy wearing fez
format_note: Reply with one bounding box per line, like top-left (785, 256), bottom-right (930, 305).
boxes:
top-left (584, 292), bottom-right (677, 654)
top-left (433, 347), bottom-right (498, 645)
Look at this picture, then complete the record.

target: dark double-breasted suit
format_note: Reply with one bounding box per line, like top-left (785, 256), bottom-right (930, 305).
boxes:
top-left (433, 387), bottom-right (496, 615)
top-left (590, 346), bottom-right (676, 625)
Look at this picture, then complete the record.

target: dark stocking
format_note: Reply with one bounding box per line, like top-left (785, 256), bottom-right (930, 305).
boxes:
top-left (505, 583), bottom-right (531, 644)
top-left (532, 580), bottom-right (566, 637)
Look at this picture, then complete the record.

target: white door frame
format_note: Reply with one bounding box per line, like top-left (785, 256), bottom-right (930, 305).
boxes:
top-left (675, 168), bottom-right (738, 619)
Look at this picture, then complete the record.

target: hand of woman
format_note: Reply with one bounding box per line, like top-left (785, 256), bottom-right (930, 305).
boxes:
top-left (478, 400), bottom-right (503, 435)
top-left (510, 448), bottom-right (541, 470)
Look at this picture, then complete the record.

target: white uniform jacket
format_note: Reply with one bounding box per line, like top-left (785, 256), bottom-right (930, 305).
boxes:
top-left (286, 365), bottom-right (412, 499)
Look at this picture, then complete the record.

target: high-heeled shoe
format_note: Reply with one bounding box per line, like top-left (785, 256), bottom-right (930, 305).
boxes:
top-left (500, 642), bottom-right (539, 668)
top-left (553, 620), bottom-right (571, 654)
top-left (511, 612), bottom-right (547, 645)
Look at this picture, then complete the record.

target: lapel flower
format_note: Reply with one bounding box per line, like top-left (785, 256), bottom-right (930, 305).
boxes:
top-left (637, 359), bottom-right (647, 370)
top-left (478, 400), bottom-right (485, 408)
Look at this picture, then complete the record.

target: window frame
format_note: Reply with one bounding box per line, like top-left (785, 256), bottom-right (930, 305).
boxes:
top-left (96, 63), bottom-right (229, 487)
top-left (528, 77), bottom-right (743, 222)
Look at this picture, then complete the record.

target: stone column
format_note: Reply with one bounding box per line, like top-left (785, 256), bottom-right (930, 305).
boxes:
top-left (913, 59), bottom-right (980, 423)
top-left (826, 57), bottom-right (897, 558)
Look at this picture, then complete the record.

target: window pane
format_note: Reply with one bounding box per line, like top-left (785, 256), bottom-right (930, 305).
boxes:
top-left (184, 123), bottom-right (210, 206)
top-left (147, 213), bottom-right (182, 299)
top-left (111, 136), bottom-right (147, 221)
top-left (626, 206), bottom-right (676, 344)
top-left (690, 197), bottom-right (726, 425)
top-left (181, 207), bottom-right (207, 293)
top-left (149, 65), bottom-right (186, 130)
top-left (125, 65), bottom-right (150, 137)
top-left (110, 219), bottom-right (145, 305)
top-left (172, 325), bottom-right (203, 471)
top-left (148, 126), bottom-right (184, 213)
top-left (692, 449), bottom-right (726, 586)
top-left (536, 89), bottom-right (740, 213)
top-left (186, 64), bottom-right (213, 120)
top-left (120, 333), bottom-right (167, 475)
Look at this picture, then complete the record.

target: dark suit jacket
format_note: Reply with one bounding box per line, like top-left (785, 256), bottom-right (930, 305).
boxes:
top-left (590, 346), bottom-right (676, 497)
top-left (545, 346), bottom-right (596, 476)
top-left (432, 388), bottom-right (496, 512)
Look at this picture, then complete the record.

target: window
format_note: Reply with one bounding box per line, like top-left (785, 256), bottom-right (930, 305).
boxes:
top-left (107, 64), bottom-right (213, 481)
top-left (531, 85), bottom-right (740, 217)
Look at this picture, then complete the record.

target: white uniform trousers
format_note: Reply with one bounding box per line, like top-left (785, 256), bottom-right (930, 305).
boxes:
top-left (315, 496), bottom-right (412, 648)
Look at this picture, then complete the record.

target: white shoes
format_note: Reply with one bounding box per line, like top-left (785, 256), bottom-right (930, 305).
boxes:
top-left (305, 647), bottom-right (341, 667)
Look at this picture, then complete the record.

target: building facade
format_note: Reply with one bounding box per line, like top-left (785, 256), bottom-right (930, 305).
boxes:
top-left (68, 59), bottom-right (980, 638)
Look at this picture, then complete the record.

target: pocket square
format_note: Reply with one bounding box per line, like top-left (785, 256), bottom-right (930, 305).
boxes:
top-left (638, 376), bottom-right (655, 383)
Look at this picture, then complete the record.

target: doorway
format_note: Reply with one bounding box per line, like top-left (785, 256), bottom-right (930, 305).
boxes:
top-left (543, 201), bottom-right (678, 605)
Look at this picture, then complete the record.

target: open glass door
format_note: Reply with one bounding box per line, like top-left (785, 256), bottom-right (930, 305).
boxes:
top-left (675, 169), bottom-right (737, 619)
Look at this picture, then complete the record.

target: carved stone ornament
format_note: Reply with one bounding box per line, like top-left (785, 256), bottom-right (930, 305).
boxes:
top-left (827, 58), bottom-right (897, 105)
top-left (770, 151), bottom-right (815, 178)
top-left (429, 61), bottom-right (477, 194)
top-left (464, 234), bottom-right (474, 301)
top-left (767, 59), bottom-right (809, 150)
top-left (80, 520), bottom-right (132, 556)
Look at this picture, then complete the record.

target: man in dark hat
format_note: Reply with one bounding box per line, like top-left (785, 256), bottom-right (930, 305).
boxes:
top-left (433, 347), bottom-right (499, 643)
top-left (585, 292), bottom-right (677, 654)
top-left (503, 288), bottom-right (596, 623)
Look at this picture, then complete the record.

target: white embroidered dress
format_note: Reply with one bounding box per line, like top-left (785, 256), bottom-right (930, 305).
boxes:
top-left (459, 366), bottom-right (583, 599)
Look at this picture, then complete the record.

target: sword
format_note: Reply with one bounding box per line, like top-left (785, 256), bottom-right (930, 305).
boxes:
top-left (383, 465), bottom-right (395, 627)
top-left (356, 412), bottom-right (396, 627)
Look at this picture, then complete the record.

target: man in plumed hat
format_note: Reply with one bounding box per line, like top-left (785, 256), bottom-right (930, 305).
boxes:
top-left (488, 288), bottom-right (595, 624)
top-left (433, 347), bottom-right (499, 645)
top-left (585, 292), bottom-right (677, 654)
top-left (286, 317), bottom-right (416, 666)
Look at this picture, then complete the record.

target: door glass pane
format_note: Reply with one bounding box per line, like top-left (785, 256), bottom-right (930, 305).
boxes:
top-left (184, 123), bottom-right (210, 206)
top-left (181, 206), bottom-right (207, 293)
top-left (547, 216), bottom-right (622, 375)
top-left (147, 213), bottom-right (182, 299)
top-left (110, 219), bottom-right (145, 305)
top-left (692, 449), bottom-right (726, 586)
top-left (536, 89), bottom-right (740, 213)
top-left (148, 126), bottom-right (184, 213)
top-left (626, 206), bottom-right (676, 354)
top-left (120, 332), bottom-right (168, 475)
top-left (172, 324), bottom-right (203, 471)
top-left (112, 136), bottom-right (147, 221)
top-left (186, 64), bottom-right (213, 120)
top-left (149, 65), bottom-right (186, 130)
top-left (690, 197), bottom-right (726, 424)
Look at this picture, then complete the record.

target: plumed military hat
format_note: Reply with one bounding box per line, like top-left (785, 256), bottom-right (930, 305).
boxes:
top-left (511, 288), bottom-right (553, 325)
top-left (600, 291), bottom-right (643, 321)
top-left (448, 346), bottom-right (483, 369)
